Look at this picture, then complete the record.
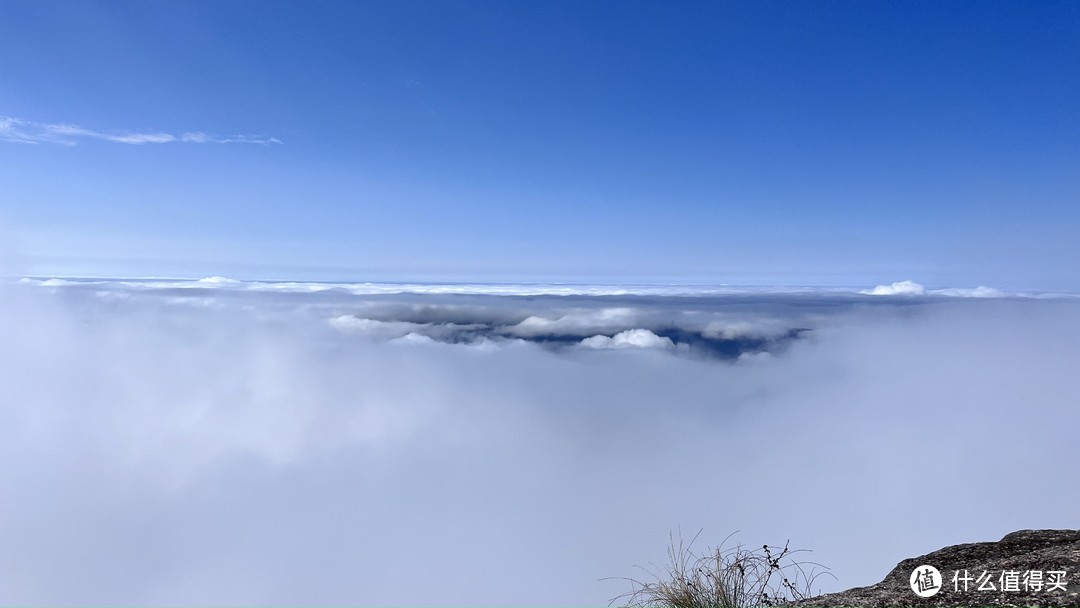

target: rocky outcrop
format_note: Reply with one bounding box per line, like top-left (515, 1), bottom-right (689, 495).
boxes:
top-left (799, 530), bottom-right (1079, 607)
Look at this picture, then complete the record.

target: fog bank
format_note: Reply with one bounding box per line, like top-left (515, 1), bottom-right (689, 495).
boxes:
top-left (1, 280), bottom-right (1077, 605)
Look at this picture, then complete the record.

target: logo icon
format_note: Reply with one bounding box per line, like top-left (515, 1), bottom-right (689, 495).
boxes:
top-left (910, 565), bottom-right (943, 597)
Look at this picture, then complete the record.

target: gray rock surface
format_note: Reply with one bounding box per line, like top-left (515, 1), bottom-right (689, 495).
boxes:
top-left (799, 530), bottom-right (1079, 607)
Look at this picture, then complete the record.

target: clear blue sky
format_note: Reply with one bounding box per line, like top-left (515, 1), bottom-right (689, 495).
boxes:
top-left (1, 1), bottom-right (1077, 289)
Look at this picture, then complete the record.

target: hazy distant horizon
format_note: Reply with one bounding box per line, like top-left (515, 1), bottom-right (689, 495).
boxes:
top-left (8, 256), bottom-right (1080, 294)
top-left (14, 273), bottom-right (1080, 297)
top-left (11, 270), bottom-right (1080, 296)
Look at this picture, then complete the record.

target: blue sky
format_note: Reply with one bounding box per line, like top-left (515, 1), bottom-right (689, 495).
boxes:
top-left (1, 1), bottom-right (1077, 289)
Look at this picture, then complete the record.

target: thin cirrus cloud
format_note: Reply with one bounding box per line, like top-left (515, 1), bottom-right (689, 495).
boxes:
top-left (0, 115), bottom-right (281, 146)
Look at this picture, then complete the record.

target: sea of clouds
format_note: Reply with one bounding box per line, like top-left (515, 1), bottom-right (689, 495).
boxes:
top-left (1, 277), bottom-right (1078, 605)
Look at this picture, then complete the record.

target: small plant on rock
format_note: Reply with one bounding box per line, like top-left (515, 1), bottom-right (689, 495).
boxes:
top-left (610, 530), bottom-right (834, 608)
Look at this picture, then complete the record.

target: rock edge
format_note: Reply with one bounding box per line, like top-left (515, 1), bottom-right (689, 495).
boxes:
top-left (797, 529), bottom-right (1080, 607)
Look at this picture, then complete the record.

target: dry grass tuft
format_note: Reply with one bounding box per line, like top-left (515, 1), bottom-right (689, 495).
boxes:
top-left (609, 530), bottom-right (834, 608)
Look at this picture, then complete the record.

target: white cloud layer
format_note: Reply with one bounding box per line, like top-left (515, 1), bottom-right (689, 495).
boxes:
top-left (1, 279), bottom-right (1078, 605)
top-left (579, 328), bottom-right (678, 350)
top-left (862, 280), bottom-right (1007, 298)
top-left (13, 276), bottom-right (1047, 298)
top-left (862, 280), bottom-right (927, 295)
top-left (0, 116), bottom-right (281, 146)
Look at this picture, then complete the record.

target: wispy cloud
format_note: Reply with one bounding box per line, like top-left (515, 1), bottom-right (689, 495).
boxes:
top-left (0, 115), bottom-right (281, 146)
